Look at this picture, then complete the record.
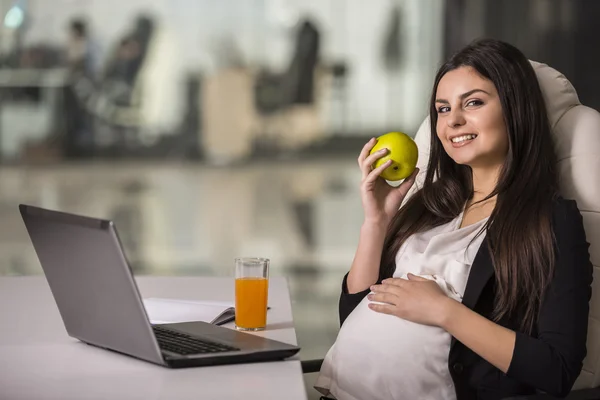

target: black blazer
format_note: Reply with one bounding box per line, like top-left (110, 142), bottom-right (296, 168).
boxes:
top-left (338, 197), bottom-right (593, 400)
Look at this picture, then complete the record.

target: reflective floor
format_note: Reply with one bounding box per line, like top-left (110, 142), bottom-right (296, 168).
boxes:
top-left (0, 158), bottom-right (365, 398)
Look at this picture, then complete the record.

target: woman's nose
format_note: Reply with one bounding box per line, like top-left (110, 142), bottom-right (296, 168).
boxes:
top-left (447, 109), bottom-right (466, 128)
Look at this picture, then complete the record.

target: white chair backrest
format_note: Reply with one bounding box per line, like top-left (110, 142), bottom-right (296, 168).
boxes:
top-left (408, 61), bottom-right (600, 389)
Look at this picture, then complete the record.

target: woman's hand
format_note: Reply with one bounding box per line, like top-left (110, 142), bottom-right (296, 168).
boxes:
top-left (358, 138), bottom-right (419, 226)
top-left (367, 274), bottom-right (456, 327)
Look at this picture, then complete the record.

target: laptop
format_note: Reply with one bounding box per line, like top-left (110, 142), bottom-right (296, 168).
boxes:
top-left (19, 204), bottom-right (300, 368)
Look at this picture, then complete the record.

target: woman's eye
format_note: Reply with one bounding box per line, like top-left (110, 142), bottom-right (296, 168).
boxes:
top-left (437, 106), bottom-right (450, 113)
top-left (466, 99), bottom-right (483, 107)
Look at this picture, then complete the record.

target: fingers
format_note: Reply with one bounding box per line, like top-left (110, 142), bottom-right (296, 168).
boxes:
top-left (406, 273), bottom-right (428, 281)
top-left (378, 278), bottom-right (406, 288)
top-left (358, 139), bottom-right (390, 179)
top-left (367, 292), bottom-right (397, 306)
top-left (368, 302), bottom-right (395, 315)
top-left (363, 148), bottom-right (389, 169)
top-left (394, 167), bottom-right (420, 198)
top-left (357, 137), bottom-right (377, 166)
top-left (370, 281), bottom-right (403, 301)
top-left (361, 149), bottom-right (389, 179)
top-left (364, 159), bottom-right (392, 184)
top-left (406, 167), bottom-right (420, 181)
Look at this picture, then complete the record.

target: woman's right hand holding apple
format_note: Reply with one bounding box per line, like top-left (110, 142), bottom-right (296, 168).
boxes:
top-left (347, 138), bottom-right (419, 293)
top-left (358, 138), bottom-right (419, 228)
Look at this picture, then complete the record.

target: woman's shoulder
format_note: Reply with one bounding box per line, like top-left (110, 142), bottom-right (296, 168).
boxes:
top-left (550, 195), bottom-right (584, 226)
top-left (549, 195), bottom-right (589, 246)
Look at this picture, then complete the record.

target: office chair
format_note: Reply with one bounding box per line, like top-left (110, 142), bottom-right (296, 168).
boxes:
top-left (301, 61), bottom-right (600, 400)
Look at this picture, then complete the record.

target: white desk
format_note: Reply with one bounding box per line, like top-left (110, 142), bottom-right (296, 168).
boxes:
top-left (0, 276), bottom-right (307, 400)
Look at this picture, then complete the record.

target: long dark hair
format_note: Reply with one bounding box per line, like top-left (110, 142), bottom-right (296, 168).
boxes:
top-left (380, 38), bottom-right (558, 334)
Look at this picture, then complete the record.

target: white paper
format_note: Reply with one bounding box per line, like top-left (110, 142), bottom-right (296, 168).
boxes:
top-left (143, 298), bottom-right (235, 324)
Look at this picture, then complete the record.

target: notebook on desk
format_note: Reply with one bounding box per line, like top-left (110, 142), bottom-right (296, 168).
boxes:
top-left (19, 204), bottom-right (300, 369)
top-left (143, 298), bottom-right (272, 326)
top-left (143, 298), bottom-right (236, 326)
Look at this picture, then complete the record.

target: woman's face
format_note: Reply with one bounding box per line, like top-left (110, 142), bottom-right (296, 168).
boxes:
top-left (435, 66), bottom-right (509, 168)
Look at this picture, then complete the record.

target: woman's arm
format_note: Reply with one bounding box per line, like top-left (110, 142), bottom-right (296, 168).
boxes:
top-left (442, 199), bottom-right (593, 397)
top-left (346, 221), bottom-right (388, 293)
top-left (339, 221), bottom-right (388, 326)
top-left (441, 301), bottom-right (516, 372)
top-left (340, 138), bottom-right (419, 326)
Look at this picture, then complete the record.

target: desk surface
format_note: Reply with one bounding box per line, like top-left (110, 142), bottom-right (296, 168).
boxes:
top-left (0, 276), bottom-right (307, 400)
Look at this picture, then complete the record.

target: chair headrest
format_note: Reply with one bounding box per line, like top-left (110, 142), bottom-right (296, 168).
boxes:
top-left (529, 61), bottom-right (580, 129)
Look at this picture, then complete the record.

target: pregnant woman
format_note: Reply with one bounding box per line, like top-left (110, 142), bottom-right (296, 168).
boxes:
top-left (315, 39), bottom-right (593, 400)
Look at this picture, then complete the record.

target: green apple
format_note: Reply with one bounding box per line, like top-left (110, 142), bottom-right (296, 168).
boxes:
top-left (369, 131), bottom-right (418, 181)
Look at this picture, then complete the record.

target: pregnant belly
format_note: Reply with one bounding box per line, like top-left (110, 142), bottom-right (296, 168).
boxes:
top-left (324, 297), bottom-right (456, 400)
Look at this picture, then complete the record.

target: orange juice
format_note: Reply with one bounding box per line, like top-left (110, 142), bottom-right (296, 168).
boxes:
top-left (235, 277), bottom-right (268, 329)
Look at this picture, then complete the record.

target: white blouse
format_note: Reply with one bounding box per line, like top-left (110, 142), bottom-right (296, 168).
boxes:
top-left (315, 212), bottom-right (489, 400)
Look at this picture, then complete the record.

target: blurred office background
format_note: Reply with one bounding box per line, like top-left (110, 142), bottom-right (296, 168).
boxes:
top-left (0, 0), bottom-right (598, 397)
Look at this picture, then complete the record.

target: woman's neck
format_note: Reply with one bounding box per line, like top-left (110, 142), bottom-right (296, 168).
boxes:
top-left (471, 165), bottom-right (501, 202)
top-left (462, 166), bottom-right (500, 224)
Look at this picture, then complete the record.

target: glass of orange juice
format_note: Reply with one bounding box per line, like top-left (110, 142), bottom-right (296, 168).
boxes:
top-left (234, 257), bottom-right (269, 331)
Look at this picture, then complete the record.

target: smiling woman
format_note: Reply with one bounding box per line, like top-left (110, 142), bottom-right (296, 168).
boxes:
top-left (435, 70), bottom-right (509, 169)
top-left (314, 38), bottom-right (593, 400)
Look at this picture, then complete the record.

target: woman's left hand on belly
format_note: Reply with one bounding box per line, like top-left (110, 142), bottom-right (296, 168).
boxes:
top-left (368, 274), bottom-right (456, 327)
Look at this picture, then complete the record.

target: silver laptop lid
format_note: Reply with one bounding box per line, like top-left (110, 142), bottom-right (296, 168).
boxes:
top-left (19, 204), bottom-right (164, 365)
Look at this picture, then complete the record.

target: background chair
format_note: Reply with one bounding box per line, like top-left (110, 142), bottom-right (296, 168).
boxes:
top-left (301, 61), bottom-right (600, 400)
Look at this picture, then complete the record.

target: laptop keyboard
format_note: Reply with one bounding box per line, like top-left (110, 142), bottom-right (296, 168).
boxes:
top-left (153, 325), bottom-right (240, 355)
